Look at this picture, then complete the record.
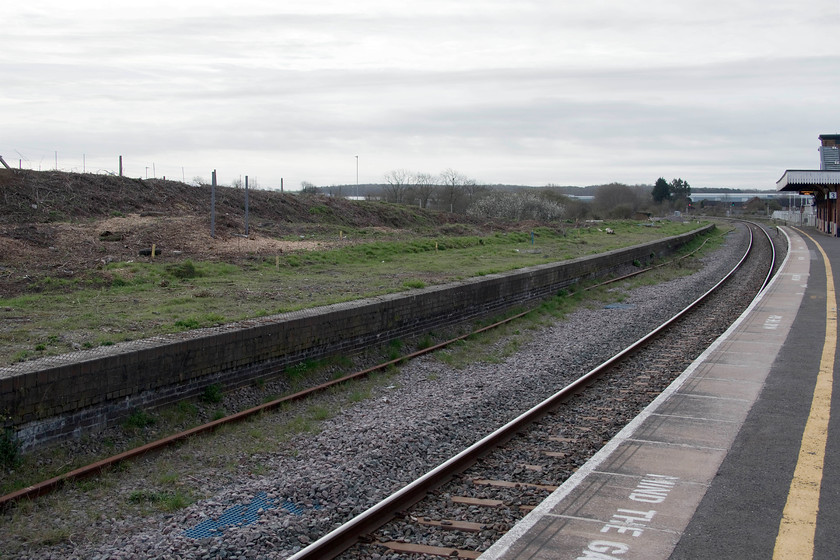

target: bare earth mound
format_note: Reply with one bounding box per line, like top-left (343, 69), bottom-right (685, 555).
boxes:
top-left (0, 169), bottom-right (484, 299)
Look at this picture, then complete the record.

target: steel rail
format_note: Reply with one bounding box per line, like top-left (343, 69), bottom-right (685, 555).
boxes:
top-left (757, 222), bottom-right (777, 292)
top-left (0, 226), bottom-right (723, 511)
top-left (287, 223), bottom-right (762, 560)
top-left (710, 218), bottom-right (776, 293)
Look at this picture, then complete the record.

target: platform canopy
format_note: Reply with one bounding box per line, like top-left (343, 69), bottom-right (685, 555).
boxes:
top-left (777, 170), bottom-right (840, 236)
top-left (777, 170), bottom-right (840, 192)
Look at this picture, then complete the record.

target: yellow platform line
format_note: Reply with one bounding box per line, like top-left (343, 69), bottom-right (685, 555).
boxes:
top-left (773, 231), bottom-right (836, 559)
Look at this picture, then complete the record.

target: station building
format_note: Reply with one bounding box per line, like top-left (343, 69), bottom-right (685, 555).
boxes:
top-left (777, 134), bottom-right (840, 236)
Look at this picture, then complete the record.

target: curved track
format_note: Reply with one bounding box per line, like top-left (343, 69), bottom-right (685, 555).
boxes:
top-left (287, 221), bottom-right (778, 560)
top-left (0, 221), bottom-right (780, 560)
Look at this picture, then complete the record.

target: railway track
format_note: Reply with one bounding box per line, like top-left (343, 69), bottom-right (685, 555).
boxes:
top-left (287, 221), bottom-right (779, 560)
top-left (1, 220), bottom-right (779, 559)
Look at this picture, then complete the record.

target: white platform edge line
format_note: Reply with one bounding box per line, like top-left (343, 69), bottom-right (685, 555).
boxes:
top-left (478, 227), bottom-right (799, 559)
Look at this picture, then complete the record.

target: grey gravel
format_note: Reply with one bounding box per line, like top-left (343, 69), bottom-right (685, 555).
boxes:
top-left (6, 224), bottom-right (761, 559)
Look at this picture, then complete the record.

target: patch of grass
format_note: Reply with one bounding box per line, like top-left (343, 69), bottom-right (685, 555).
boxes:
top-left (387, 338), bottom-right (404, 361)
top-left (174, 317), bottom-right (200, 330)
top-left (122, 409), bottom-right (156, 431)
top-left (0, 428), bottom-right (21, 469)
top-left (128, 489), bottom-right (193, 512)
top-left (347, 388), bottom-right (372, 402)
top-left (416, 334), bottom-right (433, 350)
top-left (282, 415), bottom-right (315, 437)
top-left (11, 350), bottom-right (30, 363)
top-left (166, 260), bottom-right (203, 280)
top-left (74, 478), bottom-right (100, 493)
top-left (308, 205), bottom-right (331, 215)
top-left (177, 400), bottom-right (199, 417)
top-left (158, 472), bottom-right (180, 485)
top-left (285, 359), bottom-right (322, 385)
top-left (402, 279), bottom-right (426, 289)
top-left (307, 405), bottom-right (333, 421)
top-left (201, 384), bottom-right (224, 404)
top-left (38, 527), bottom-right (72, 546)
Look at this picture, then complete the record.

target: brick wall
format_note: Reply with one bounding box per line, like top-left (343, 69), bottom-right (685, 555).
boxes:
top-left (0, 226), bottom-right (712, 450)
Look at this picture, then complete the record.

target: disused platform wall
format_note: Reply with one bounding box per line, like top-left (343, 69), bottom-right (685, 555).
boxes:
top-left (0, 225), bottom-right (713, 450)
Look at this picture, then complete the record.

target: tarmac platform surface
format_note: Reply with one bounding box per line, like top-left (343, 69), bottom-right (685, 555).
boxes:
top-left (479, 226), bottom-right (839, 560)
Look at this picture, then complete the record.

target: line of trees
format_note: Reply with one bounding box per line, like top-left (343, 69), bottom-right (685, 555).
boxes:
top-left (377, 172), bottom-right (696, 221)
top-left (382, 168), bottom-right (481, 212)
top-left (313, 171), bottom-right (696, 222)
top-left (379, 168), bottom-right (573, 220)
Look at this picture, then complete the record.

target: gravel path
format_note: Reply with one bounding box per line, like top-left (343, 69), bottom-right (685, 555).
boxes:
top-left (4, 223), bottom-right (759, 560)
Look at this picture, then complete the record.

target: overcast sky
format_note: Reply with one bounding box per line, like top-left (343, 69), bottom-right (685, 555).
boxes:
top-left (3, 1), bottom-right (839, 190)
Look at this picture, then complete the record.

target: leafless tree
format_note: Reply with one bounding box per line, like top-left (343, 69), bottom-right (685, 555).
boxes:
top-left (462, 179), bottom-right (486, 206)
top-left (411, 172), bottom-right (437, 209)
top-left (593, 183), bottom-right (644, 218)
top-left (438, 168), bottom-right (473, 213)
top-left (383, 169), bottom-right (412, 203)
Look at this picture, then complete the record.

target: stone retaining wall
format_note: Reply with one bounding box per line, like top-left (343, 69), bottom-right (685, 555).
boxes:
top-left (0, 225), bottom-right (713, 450)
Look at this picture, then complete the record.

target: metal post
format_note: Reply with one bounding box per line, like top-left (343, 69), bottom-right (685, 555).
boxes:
top-left (119, 156), bottom-right (123, 177)
top-left (355, 155), bottom-right (359, 198)
top-left (245, 175), bottom-right (250, 236)
top-left (0, 155), bottom-right (10, 169)
top-left (211, 170), bottom-right (216, 238)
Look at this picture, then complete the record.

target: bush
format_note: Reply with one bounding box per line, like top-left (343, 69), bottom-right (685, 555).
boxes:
top-left (467, 192), bottom-right (565, 221)
top-left (0, 428), bottom-right (21, 469)
top-left (123, 409), bottom-right (156, 430)
top-left (201, 384), bottom-right (223, 404)
top-left (166, 260), bottom-right (202, 280)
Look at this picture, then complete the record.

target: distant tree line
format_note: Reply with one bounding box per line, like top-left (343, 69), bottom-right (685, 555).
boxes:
top-left (375, 168), bottom-right (571, 221)
top-left (306, 171), bottom-right (707, 222)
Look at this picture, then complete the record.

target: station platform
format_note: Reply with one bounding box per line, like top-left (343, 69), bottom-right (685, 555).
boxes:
top-left (479, 226), bottom-right (840, 560)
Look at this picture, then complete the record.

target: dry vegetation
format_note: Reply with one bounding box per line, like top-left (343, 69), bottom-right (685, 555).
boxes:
top-left (0, 169), bottom-right (493, 299)
top-left (0, 169), bottom-right (705, 367)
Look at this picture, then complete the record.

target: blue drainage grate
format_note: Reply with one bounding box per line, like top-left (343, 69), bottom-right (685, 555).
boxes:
top-left (184, 492), bottom-right (308, 539)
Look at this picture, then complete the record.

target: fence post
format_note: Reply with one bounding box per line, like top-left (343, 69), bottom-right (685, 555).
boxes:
top-left (245, 175), bottom-right (250, 236)
top-left (211, 170), bottom-right (216, 238)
